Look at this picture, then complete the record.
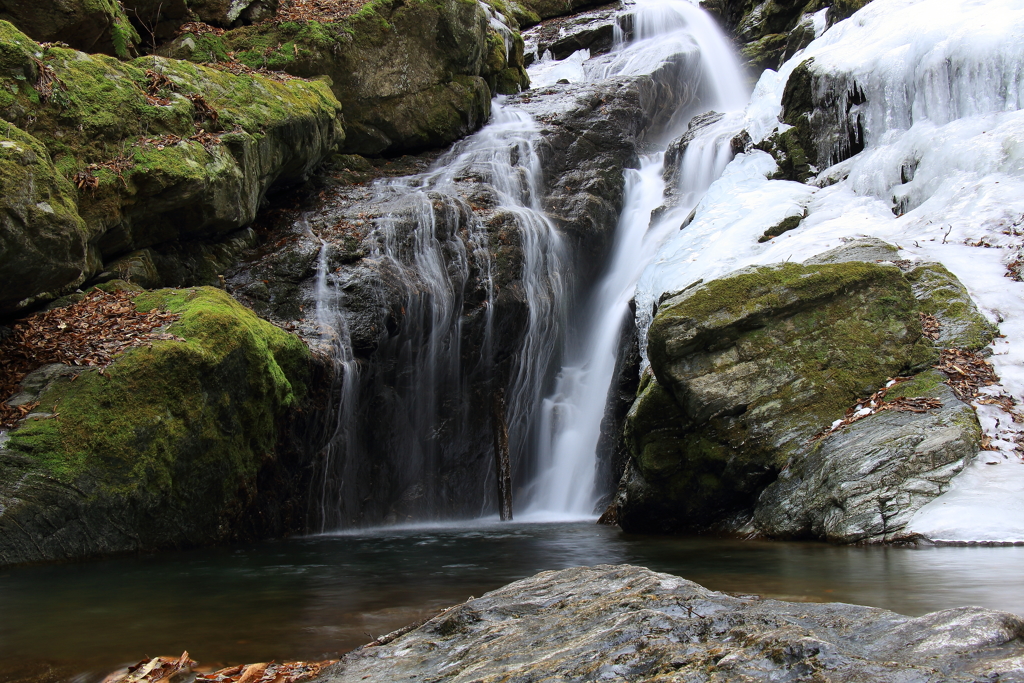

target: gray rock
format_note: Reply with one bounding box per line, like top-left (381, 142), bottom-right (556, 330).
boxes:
top-left (803, 236), bottom-right (900, 264)
top-left (312, 564), bottom-right (1024, 683)
top-left (754, 379), bottom-right (980, 543)
top-left (188, 0), bottom-right (278, 27)
top-left (6, 364), bottom-right (88, 408)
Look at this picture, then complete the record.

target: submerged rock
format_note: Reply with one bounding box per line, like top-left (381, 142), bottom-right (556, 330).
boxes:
top-left (311, 564), bottom-right (1024, 682)
top-left (617, 239), bottom-right (994, 540)
top-left (0, 287), bottom-right (317, 566)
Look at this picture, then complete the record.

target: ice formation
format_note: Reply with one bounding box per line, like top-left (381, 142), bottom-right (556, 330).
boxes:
top-left (634, 0), bottom-right (1024, 542)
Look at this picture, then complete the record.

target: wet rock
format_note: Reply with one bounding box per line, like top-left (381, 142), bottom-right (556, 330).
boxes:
top-left (524, 4), bottom-right (620, 63)
top-left (0, 287), bottom-right (317, 566)
top-left (702, 0), bottom-right (876, 75)
top-left (311, 564), bottom-right (1024, 682)
top-left (662, 110), bottom-right (726, 207)
top-left (518, 0), bottom-right (610, 26)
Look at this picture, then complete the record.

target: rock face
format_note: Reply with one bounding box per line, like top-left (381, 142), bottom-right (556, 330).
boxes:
top-left (164, 0), bottom-right (530, 155)
top-left (0, 287), bottom-right (317, 566)
top-left (616, 240), bottom-right (992, 541)
top-left (0, 23), bottom-right (343, 316)
top-left (311, 564), bottom-right (1024, 682)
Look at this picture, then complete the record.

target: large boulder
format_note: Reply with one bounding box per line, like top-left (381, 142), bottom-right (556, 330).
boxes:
top-left (0, 22), bottom-right (343, 315)
top-left (163, 0), bottom-right (531, 155)
top-left (617, 244), bottom-right (993, 539)
top-left (0, 287), bottom-right (314, 566)
top-left (311, 564), bottom-right (1024, 682)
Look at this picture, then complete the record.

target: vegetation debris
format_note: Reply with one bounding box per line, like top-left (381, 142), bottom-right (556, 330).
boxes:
top-left (176, 22), bottom-right (225, 37)
top-left (0, 289), bottom-right (182, 429)
top-left (919, 312), bottom-right (940, 340)
top-left (813, 376), bottom-right (942, 441)
top-left (103, 651), bottom-right (196, 683)
top-left (935, 348), bottom-right (1000, 402)
top-left (275, 0), bottom-right (370, 23)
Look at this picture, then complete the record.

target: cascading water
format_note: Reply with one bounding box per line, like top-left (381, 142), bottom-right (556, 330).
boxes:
top-left (525, 0), bottom-right (750, 517)
top-left (311, 104), bottom-right (568, 528)
top-left (313, 0), bottom-right (752, 526)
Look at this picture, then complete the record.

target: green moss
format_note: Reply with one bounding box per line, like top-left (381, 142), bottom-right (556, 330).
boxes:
top-left (740, 33), bottom-right (788, 73)
top-left (905, 263), bottom-right (997, 350)
top-left (884, 370), bottom-right (946, 401)
top-left (6, 287), bottom-right (310, 496)
top-left (758, 212), bottom-right (804, 242)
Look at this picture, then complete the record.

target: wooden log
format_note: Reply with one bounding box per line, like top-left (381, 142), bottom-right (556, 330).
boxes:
top-left (491, 389), bottom-right (513, 521)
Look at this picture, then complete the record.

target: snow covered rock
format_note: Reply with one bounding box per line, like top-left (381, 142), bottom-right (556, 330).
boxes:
top-left (617, 244), bottom-right (992, 538)
top-left (310, 564), bottom-right (1024, 682)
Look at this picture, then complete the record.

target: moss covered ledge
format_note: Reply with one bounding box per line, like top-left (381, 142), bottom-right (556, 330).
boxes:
top-left (0, 287), bottom-right (315, 567)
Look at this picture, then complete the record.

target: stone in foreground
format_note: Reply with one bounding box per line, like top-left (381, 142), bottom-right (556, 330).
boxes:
top-left (312, 564), bottom-right (1024, 682)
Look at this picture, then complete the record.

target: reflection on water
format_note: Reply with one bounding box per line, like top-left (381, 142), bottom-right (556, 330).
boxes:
top-left (2, 521), bottom-right (1023, 680)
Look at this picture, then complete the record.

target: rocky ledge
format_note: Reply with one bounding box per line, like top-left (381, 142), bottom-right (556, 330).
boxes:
top-left (311, 564), bottom-right (1024, 682)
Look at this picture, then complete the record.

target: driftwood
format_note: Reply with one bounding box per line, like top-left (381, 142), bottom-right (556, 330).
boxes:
top-left (491, 389), bottom-right (513, 521)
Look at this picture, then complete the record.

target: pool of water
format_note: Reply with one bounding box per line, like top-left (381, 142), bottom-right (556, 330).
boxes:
top-left (3, 520), bottom-right (1024, 681)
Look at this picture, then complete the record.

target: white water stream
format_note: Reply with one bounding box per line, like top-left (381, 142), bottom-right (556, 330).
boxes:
top-left (524, 0), bottom-right (750, 517)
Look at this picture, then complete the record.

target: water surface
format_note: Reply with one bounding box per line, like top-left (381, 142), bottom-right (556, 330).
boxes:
top-left (3, 521), bottom-right (1023, 680)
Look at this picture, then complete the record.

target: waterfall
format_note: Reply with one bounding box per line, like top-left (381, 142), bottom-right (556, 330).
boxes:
top-left (311, 105), bottom-right (568, 527)
top-left (312, 0), bottom-right (751, 526)
top-left (524, 0), bottom-right (750, 517)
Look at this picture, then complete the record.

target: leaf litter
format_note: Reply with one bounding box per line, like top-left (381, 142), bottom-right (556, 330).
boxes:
top-left (0, 289), bottom-right (182, 429)
top-left (99, 652), bottom-right (336, 683)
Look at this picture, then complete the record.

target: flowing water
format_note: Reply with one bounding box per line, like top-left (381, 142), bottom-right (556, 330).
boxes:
top-left (312, 0), bottom-right (760, 526)
top-left (4, 524), bottom-right (1024, 681)
top-left (526, 0), bottom-right (750, 516)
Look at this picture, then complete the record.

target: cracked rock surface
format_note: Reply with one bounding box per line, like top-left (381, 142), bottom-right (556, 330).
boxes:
top-left (312, 564), bottom-right (1024, 682)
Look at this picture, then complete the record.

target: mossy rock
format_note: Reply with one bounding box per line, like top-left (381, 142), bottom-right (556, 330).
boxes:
top-left (0, 287), bottom-right (312, 566)
top-left (0, 123), bottom-right (94, 315)
top-left (0, 22), bottom-right (344, 314)
top-left (0, 0), bottom-right (140, 59)
top-left (621, 261), bottom-right (924, 533)
top-left (163, 0), bottom-right (530, 154)
top-left (906, 262), bottom-right (997, 350)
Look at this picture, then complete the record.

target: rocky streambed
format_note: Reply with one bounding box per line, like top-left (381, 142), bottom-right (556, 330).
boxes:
top-left (252, 563), bottom-right (1024, 682)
